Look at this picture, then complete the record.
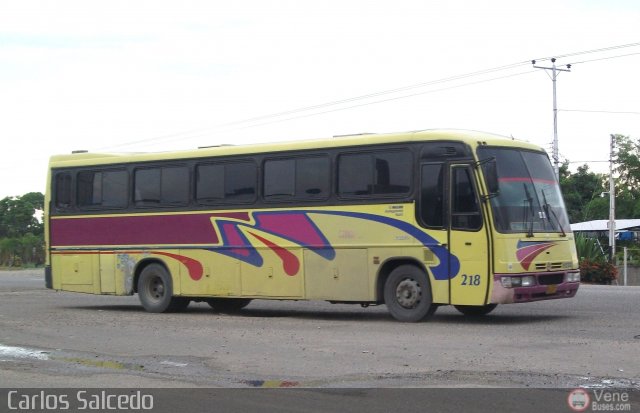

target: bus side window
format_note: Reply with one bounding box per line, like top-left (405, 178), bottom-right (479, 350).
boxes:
top-left (264, 159), bottom-right (296, 198)
top-left (225, 162), bottom-right (257, 201)
top-left (134, 166), bottom-right (189, 207)
top-left (420, 164), bottom-right (444, 227)
top-left (373, 152), bottom-right (411, 194)
top-left (296, 157), bottom-right (330, 198)
top-left (197, 162), bottom-right (257, 204)
top-left (55, 173), bottom-right (72, 210)
top-left (338, 153), bottom-right (372, 196)
top-left (264, 156), bottom-right (330, 200)
top-left (162, 166), bottom-right (189, 205)
top-left (77, 170), bottom-right (128, 209)
top-left (339, 151), bottom-right (411, 197)
top-left (135, 168), bottom-right (161, 205)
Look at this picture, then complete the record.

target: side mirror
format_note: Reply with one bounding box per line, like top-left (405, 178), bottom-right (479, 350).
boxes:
top-left (481, 158), bottom-right (499, 195)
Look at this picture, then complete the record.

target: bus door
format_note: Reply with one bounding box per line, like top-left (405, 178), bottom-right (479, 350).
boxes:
top-left (447, 164), bottom-right (490, 305)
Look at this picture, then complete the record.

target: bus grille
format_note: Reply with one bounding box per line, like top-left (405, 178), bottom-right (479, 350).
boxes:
top-left (537, 274), bottom-right (564, 285)
top-left (534, 262), bottom-right (564, 271)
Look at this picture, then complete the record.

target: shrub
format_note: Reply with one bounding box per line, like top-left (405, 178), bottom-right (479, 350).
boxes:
top-left (579, 259), bottom-right (618, 284)
top-left (574, 234), bottom-right (617, 284)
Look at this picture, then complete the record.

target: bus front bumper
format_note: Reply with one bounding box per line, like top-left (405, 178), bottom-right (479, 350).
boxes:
top-left (491, 272), bottom-right (580, 304)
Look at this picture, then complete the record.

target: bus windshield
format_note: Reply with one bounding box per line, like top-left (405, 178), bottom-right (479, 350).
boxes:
top-left (477, 147), bottom-right (571, 235)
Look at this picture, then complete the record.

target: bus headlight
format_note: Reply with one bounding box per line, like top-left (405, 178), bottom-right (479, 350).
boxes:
top-left (500, 276), bottom-right (536, 288)
top-left (500, 276), bottom-right (513, 288)
top-left (565, 272), bottom-right (581, 283)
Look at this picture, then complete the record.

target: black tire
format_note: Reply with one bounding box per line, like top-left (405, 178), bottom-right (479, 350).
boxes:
top-left (207, 298), bottom-right (252, 313)
top-left (454, 304), bottom-right (497, 316)
top-left (384, 265), bottom-right (436, 322)
top-left (137, 263), bottom-right (189, 313)
top-left (169, 297), bottom-right (191, 312)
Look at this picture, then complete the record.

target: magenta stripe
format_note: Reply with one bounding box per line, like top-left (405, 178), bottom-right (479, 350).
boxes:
top-left (50, 214), bottom-right (220, 246)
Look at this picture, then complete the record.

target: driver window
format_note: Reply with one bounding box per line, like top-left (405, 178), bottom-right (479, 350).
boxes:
top-left (451, 167), bottom-right (482, 230)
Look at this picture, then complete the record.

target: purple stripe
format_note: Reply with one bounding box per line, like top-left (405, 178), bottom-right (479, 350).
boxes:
top-left (50, 214), bottom-right (219, 246)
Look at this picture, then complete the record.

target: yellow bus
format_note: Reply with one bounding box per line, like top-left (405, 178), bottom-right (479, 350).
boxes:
top-left (44, 129), bottom-right (580, 322)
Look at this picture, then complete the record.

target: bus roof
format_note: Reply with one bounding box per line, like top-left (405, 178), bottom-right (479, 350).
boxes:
top-left (48, 129), bottom-right (545, 167)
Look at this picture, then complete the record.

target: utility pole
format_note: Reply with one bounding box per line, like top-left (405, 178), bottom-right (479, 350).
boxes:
top-left (608, 134), bottom-right (616, 262)
top-left (532, 58), bottom-right (571, 179)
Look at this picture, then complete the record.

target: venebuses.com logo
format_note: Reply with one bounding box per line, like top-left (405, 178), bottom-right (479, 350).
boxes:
top-left (567, 388), bottom-right (632, 412)
top-left (568, 389), bottom-right (591, 412)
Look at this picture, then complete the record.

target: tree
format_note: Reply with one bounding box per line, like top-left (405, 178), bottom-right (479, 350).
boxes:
top-left (19, 232), bottom-right (44, 265)
top-left (21, 192), bottom-right (44, 211)
top-left (559, 163), bottom-right (606, 222)
top-left (0, 237), bottom-right (20, 267)
top-left (0, 193), bottom-right (44, 238)
top-left (583, 196), bottom-right (609, 221)
top-left (560, 134), bottom-right (640, 222)
top-left (613, 134), bottom-right (640, 220)
top-left (0, 192), bottom-right (45, 266)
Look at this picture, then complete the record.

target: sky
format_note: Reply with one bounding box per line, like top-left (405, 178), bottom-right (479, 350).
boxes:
top-left (1, 0), bottom-right (639, 199)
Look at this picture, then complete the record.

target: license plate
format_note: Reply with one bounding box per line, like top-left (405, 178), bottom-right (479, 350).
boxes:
top-left (546, 284), bottom-right (558, 294)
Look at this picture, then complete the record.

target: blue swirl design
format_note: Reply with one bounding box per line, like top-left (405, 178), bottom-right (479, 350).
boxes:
top-left (205, 210), bottom-right (460, 281)
top-left (311, 211), bottom-right (460, 280)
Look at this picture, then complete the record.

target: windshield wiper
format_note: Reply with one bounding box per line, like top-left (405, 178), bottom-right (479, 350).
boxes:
top-left (540, 190), bottom-right (555, 230)
top-left (523, 184), bottom-right (535, 238)
top-left (541, 189), bottom-right (566, 237)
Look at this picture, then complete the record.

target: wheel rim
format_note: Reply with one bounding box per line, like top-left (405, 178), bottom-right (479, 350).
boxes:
top-left (396, 278), bottom-right (422, 309)
top-left (147, 275), bottom-right (165, 302)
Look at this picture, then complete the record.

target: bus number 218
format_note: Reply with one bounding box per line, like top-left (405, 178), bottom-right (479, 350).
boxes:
top-left (461, 274), bottom-right (481, 286)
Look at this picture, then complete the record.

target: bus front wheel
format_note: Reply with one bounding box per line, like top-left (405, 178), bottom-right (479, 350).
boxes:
top-left (137, 263), bottom-right (190, 313)
top-left (384, 265), bottom-right (436, 322)
top-left (454, 304), bottom-right (497, 316)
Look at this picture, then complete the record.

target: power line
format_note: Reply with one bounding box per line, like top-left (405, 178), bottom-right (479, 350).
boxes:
top-left (568, 51), bottom-right (640, 65)
top-left (101, 41), bottom-right (640, 150)
top-left (213, 61), bottom-right (533, 127)
top-left (152, 70), bottom-right (539, 140)
top-left (534, 41), bottom-right (640, 62)
top-left (222, 70), bottom-right (534, 132)
top-left (99, 127), bottom-right (215, 151)
top-left (559, 109), bottom-right (640, 115)
top-left (100, 61), bottom-right (534, 150)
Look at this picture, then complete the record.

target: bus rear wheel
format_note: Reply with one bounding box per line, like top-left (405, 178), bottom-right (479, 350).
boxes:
top-left (207, 298), bottom-right (252, 312)
top-left (384, 265), bottom-right (436, 322)
top-left (137, 263), bottom-right (190, 313)
top-left (454, 304), bottom-right (497, 316)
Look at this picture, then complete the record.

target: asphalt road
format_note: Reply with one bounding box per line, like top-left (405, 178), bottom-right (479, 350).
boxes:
top-left (0, 269), bottom-right (638, 391)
